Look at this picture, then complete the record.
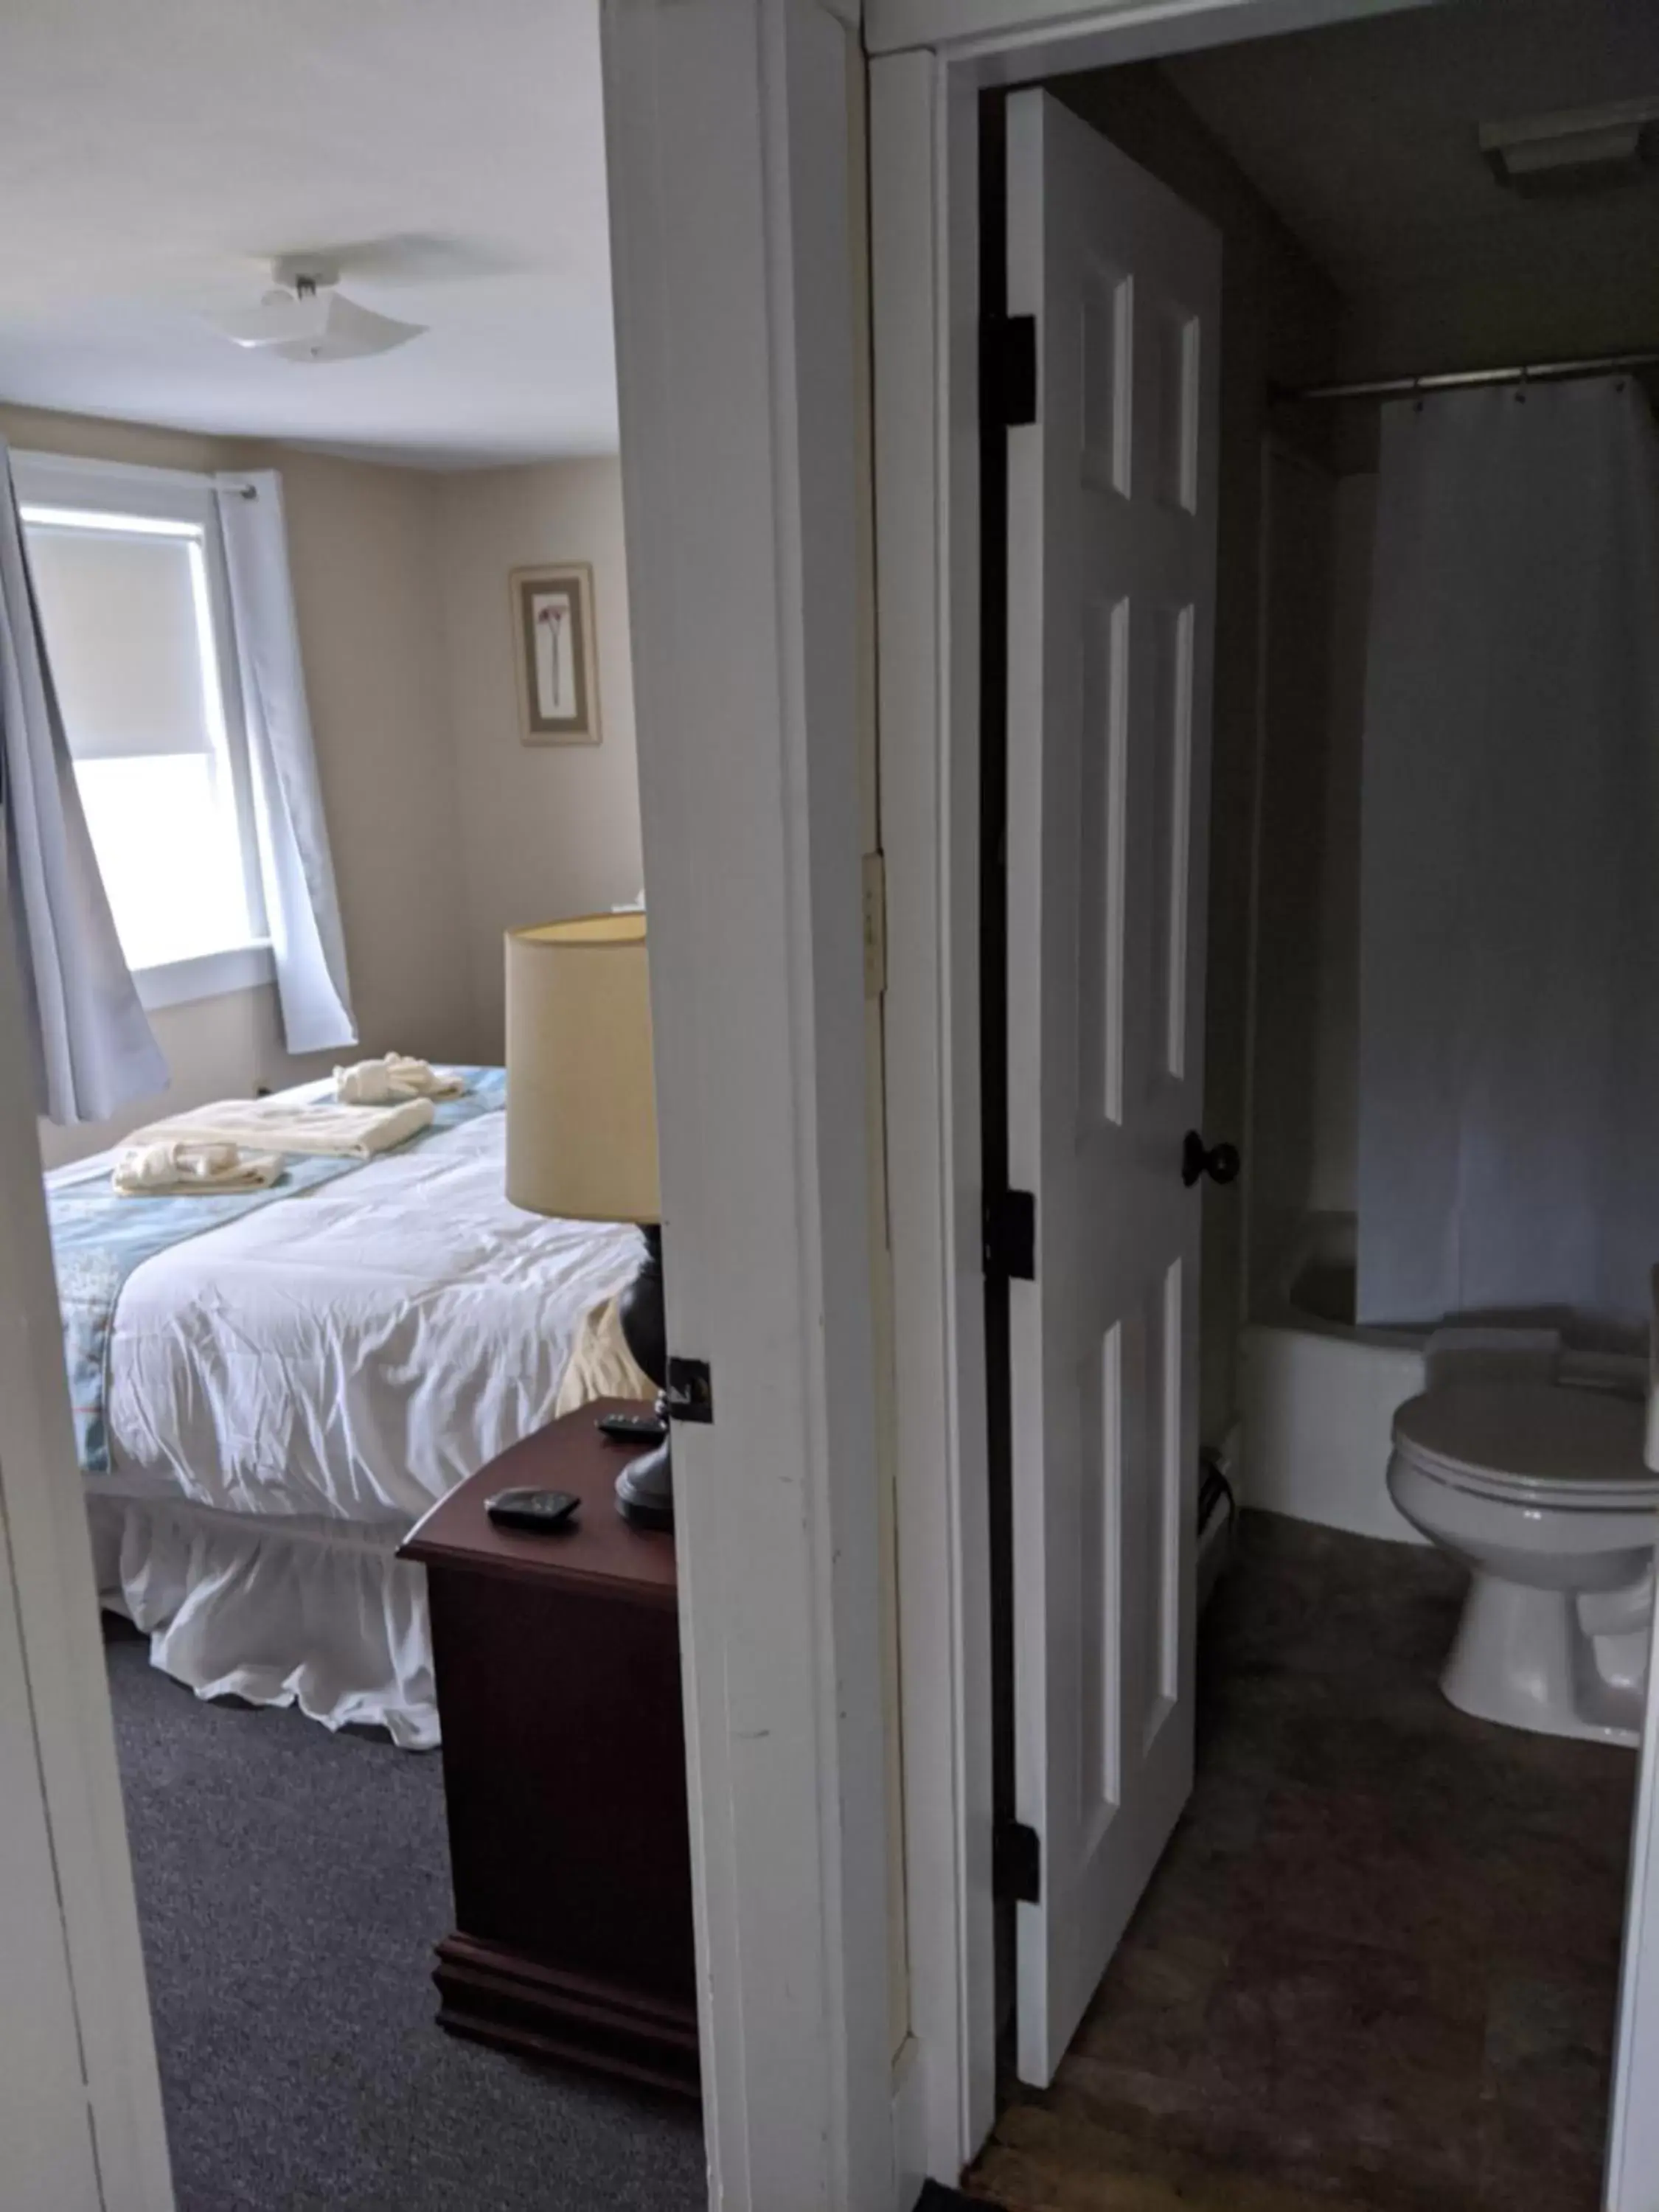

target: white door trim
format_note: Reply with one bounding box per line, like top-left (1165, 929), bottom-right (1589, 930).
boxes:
top-left (1610, 1634), bottom-right (1659, 2212)
top-left (865, 0), bottom-right (1436, 64)
top-left (601, 2), bottom-right (894, 2206)
top-left (872, 44), bottom-right (1001, 2180)
top-left (0, 884), bottom-right (174, 2211)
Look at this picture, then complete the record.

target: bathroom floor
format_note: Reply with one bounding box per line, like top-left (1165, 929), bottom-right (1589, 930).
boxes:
top-left (970, 1511), bottom-right (1635, 2212)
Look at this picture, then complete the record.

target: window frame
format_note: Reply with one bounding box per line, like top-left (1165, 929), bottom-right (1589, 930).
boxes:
top-left (13, 450), bottom-right (272, 1008)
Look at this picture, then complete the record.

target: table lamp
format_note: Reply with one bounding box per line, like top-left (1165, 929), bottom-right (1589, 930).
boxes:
top-left (504, 912), bottom-right (671, 1527)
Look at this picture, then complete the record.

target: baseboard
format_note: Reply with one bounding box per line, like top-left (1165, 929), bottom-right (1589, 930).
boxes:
top-left (434, 1933), bottom-right (699, 2098)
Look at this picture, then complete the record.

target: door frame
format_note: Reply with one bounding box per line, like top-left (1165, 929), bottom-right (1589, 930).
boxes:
top-left (865, 0), bottom-right (1643, 2195)
top-left (869, 0), bottom-right (1429, 2174)
top-left (599, 4), bottom-right (900, 2207)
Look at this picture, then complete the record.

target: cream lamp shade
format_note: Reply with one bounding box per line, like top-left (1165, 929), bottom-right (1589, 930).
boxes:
top-left (504, 912), bottom-right (660, 1223)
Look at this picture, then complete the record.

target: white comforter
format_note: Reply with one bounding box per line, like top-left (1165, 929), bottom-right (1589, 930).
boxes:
top-left (84, 1110), bottom-right (640, 1525)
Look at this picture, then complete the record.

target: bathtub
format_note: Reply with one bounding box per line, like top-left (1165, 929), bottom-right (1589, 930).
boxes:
top-left (1237, 1214), bottom-right (1650, 1545)
top-left (1238, 1214), bottom-right (1428, 1545)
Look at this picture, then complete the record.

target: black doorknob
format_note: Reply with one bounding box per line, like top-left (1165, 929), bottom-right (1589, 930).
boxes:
top-left (1182, 1131), bottom-right (1239, 1189)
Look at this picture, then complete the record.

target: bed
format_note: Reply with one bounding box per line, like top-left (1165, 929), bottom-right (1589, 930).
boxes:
top-left (46, 1069), bottom-right (641, 1747)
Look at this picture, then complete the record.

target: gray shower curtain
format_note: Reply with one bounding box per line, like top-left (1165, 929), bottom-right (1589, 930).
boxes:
top-left (1357, 377), bottom-right (1659, 1343)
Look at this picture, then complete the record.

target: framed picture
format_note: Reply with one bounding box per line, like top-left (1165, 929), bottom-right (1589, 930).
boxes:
top-left (512, 563), bottom-right (600, 745)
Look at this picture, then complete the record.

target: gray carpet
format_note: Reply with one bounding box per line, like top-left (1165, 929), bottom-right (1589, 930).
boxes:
top-left (105, 1625), bottom-right (707, 2212)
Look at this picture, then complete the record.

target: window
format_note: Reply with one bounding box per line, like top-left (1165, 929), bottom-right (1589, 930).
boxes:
top-left (15, 455), bottom-right (268, 992)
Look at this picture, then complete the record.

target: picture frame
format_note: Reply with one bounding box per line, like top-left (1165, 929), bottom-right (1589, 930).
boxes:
top-left (511, 563), bottom-right (601, 745)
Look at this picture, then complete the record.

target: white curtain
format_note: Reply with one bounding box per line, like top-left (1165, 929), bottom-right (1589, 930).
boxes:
top-left (215, 473), bottom-right (357, 1054)
top-left (0, 439), bottom-right (167, 1122)
top-left (1357, 378), bottom-right (1659, 1344)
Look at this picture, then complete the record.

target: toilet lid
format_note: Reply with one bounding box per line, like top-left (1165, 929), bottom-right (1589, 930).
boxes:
top-left (1392, 1382), bottom-right (1659, 1504)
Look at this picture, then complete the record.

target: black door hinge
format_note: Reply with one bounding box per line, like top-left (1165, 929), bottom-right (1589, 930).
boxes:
top-left (662, 1356), bottom-right (713, 1425)
top-left (994, 1819), bottom-right (1041, 1905)
top-left (984, 313), bottom-right (1037, 429)
top-left (984, 1188), bottom-right (1036, 1282)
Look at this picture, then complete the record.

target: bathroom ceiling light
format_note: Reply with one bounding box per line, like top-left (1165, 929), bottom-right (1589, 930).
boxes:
top-left (1481, 97), bottom-right (1659, 197)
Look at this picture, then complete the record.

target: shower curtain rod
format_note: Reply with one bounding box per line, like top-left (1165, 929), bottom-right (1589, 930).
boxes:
top-left (1282, 347), bottom-right (1659, 403)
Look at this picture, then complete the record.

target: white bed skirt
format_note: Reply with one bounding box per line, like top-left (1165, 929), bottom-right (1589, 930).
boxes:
top-left (88, 1492), bottom-right (438, 1750)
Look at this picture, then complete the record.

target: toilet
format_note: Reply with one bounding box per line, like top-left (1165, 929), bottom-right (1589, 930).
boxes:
top-left (1387, 1380), bottom-right (1659, 1746)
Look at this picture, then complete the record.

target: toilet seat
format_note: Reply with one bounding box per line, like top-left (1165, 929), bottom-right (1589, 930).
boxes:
top-left (1391, 1382), bottom-right (1659, 1509)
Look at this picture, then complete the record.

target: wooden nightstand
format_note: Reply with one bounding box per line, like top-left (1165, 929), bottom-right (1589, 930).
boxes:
top-left (399, 1401), bottom-right (698, 2095)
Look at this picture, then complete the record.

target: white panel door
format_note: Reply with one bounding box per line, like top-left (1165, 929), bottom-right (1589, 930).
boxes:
top-left (1004, 88), bottom-right (1221, 2084)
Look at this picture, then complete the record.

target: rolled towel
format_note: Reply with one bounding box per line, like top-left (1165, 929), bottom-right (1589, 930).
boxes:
top-left (114, 1141), bottom-right (283, 1197)
top-left (334, 1053), bottom-right (465, 1105)
top-left (386, 1053), bottom-right (465, 1099)
top-left (334, 1059), bottom-right (403, 1106)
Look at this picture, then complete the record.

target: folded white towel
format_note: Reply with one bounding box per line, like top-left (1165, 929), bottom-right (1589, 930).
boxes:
top-left (113, 1140), bottom-right (283, 1197)
top-left (334, 1053), bottom-right (465, 1105)
top-left (128, 1092), bottom-right (435, 1162)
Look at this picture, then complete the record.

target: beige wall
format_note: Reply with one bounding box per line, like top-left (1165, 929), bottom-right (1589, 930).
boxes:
top-left (0, 402), bottom-right (226, 481)
top-left (13, 408), bottom-right (645, 1165)
top-left (1056, 67), bottom-right (1340, 1444)
top-left (434, 457), bottom-right (643, 1057)
top-left (270, 450), bottom-right (473, 1065)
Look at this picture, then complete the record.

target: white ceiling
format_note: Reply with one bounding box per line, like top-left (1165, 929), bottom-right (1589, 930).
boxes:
top-left (0, 0), bottom-right (616, 467)
top-left (1162, 0), bottom-right (1659, 371)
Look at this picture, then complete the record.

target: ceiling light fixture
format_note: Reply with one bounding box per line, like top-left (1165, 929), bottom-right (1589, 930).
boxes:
top-left (1481, 97), bottom-right (1659, 197)
top-left (210, 259), bottom-right (427, 364)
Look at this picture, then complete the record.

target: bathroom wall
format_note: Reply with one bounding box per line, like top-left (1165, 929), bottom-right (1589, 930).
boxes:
top-left (1308, 473), bottom-right (1373, 1217)
top-left (1245, 460), bottom-right (1373, 1296)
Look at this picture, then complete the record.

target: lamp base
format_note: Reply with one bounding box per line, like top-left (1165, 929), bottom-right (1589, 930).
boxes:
top-left (616, 1435), bottom-right (675, 1530)
top-left (616, 1224), bottom-right (674, 1529)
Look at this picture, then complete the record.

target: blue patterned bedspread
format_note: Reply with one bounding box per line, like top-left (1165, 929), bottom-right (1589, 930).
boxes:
top-left (47, 1068), bottom-right (506, 1474)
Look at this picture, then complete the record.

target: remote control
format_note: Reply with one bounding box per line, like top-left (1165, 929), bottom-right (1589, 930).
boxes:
top-left (597, 1411), bottom-right (667, 1442)
top-left (485, 1486), bottom-right (581, 1534)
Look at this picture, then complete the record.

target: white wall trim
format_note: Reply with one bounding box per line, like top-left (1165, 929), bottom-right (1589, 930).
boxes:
top-left (133, 940), bottom-right (274, 1014)
top-left (10, 448), bottom-right (218, 499)
top-left (601, 1), bottom-right (894, 2205)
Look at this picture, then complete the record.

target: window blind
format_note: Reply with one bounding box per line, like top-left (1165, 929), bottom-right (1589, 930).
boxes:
top-left (24, 524), bottom-right (215, 762)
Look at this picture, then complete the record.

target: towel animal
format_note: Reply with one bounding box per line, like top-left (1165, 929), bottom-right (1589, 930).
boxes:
top-left (334, 1054), bottom-right (467, 1106)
